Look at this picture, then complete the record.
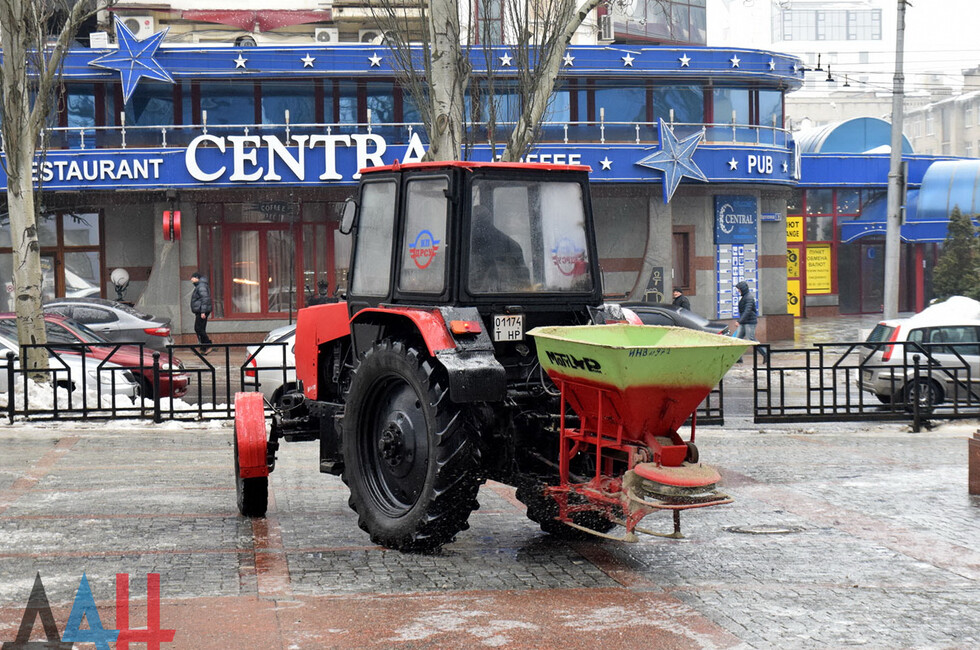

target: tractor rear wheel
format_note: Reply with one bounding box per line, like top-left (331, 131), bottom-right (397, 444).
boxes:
top-left (342, 340), bottom-right (481, 552)
top-left (515, 477), bottom-right (616, 540)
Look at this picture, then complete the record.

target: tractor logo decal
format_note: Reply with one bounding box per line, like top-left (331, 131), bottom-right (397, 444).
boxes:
top-left (409, 230), bottom-right (441, 269)
top-left (551, 237), bottom-right (587, 276)
top-left (545, 351), bottom-right (602, 374)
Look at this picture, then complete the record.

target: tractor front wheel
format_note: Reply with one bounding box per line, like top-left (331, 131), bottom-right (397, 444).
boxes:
top-left (342, 340), bottom-right (481, 552)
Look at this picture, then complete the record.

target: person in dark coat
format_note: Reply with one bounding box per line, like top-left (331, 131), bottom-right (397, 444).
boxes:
top-left (672, 288), bottom-right (691, 310)
top-left (190, 272), bottom-right (214, 351)
top-left (734, 280), bottom-right (765, 362)
top-left (469, 205), bottom-right (531, 292)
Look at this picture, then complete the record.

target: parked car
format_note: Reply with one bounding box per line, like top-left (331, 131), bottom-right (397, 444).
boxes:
top-left (621, 303), bottom-right (731, 336)
top-left (244, 324), bottom-right (296, 406)
top-left (43, 298), bottom-right (174, 351)
top-left (857, 296), bottom-right (980, 410)
top-left (0, 313), bottom-right (189, 399)
top-left (0, 332), bottom-right (139, 399)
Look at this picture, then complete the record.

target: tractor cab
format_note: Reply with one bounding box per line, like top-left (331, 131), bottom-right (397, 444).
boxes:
top-left (343, 161), bottom-right (604, 331)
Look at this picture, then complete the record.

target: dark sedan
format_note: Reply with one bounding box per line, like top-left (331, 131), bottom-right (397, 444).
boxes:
top-left (43, 298), bottom-right (174, 351)
top-left (622, 303), bottom-right (731, 336)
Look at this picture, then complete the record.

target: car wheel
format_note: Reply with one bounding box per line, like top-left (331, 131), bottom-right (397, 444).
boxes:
top-left (874, 393), bottom-right (895, 405)
top-left (904, 379), bottom-right (942, 414)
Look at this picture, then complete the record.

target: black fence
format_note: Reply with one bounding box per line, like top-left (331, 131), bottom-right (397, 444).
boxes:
top-left (1, 339), bottom-right (726, 427)
top-left (752, 340), bottom-right (980, 430)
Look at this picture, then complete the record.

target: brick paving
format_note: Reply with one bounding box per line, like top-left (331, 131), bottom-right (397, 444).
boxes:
top-left (0, 418), bottom-right (977, 649)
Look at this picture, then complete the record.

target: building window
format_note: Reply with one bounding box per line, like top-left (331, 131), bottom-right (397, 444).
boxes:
top-left (847, 9), bottom-right (881, 40)
top-left (0, 212), bottom-right (104, 309)
top-left (474, 0), bottom-right (504, 44)
top-left (780, 8), bottom-right (880, 41)
top-left (817, 10), bottom-right (847, 41)
top-left (652, 85), bottom-right (704, 124)
top-left (966, 104), bottom-right (974, 127)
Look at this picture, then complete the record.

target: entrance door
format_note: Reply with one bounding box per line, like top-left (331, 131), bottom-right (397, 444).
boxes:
top-left (859, 242), bottom-right (884, 313)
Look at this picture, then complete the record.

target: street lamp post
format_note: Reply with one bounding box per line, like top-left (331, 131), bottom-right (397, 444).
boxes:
top-left (883, 0), bottom-right (908, 319)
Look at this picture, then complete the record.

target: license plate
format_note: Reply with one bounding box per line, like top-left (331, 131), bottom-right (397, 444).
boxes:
top-left (492, 314), bottom-right (524, 342)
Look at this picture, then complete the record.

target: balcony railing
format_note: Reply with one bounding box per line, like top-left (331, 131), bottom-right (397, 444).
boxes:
top-left (36, 118), bottom-right (793, 151)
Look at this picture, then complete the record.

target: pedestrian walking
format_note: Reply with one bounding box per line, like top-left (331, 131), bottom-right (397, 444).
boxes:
top-left (734, 280), bottom-right (766, 362)
top-left (190, 272), bottom-right (213, 353)
top-left (672, 288), bottom-right (691, 311)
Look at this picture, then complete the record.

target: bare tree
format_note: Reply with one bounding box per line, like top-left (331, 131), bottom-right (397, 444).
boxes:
top-left (374, 0), bottom-right (604, 162)
top-left (0, 0), bottom-right (106, 373)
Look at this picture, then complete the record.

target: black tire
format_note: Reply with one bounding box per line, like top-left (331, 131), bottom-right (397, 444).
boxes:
top-left (341, 340), bottom-right (481, 552)
top-left (234, 424), bottom-right (268, 517)
top-left (904, 379), bottom-right (942, 414)
top-left (515, 477), bottom-right (616, 540)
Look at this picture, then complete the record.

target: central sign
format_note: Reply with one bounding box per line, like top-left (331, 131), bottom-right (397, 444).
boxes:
top-left (714, 195), bottom-right (758, 245)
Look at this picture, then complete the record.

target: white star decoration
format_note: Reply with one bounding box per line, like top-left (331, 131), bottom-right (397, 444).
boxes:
top-left (563, 53), bottom-right (575, 67)
top-left (302, 54), bottom-right (315, 68)
top-left (782, 160), bottom-right (789, 173)
top-left (622, 53), bottom-right (635, 67)
top-left (234, 53), bottom-right (247, 69)
top-left (768, 58), bottom-right (775, 71)
top-left (599, 157), bottom-right (613, 171)
top-left (368, 52), bottom-right (382, 67)
top-left (499, 53), bottom-right (513, 66)
top-left (635, 119), bottom-right (708, 203)
top-left (679, 54), bottom-right (691, 67)
top-left (728, 158), bottom-right (739, 171)
top-left (730, 55), bottom-right (740, 68)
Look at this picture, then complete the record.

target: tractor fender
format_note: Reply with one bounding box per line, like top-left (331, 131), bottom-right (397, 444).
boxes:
top-left (234, 392), bottom-right (269, 479)
top-left (351, 306), bottom-right (506, 403)
top-left (295, 302), bottom-right (352, 400)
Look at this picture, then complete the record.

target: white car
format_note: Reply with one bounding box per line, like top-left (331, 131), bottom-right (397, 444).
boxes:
top-left (0, 332), bottom-right (140, 400)
top-left (244, 324), bottom-right (296, 406)
top-left (857, 296), bottom-right (980, 410)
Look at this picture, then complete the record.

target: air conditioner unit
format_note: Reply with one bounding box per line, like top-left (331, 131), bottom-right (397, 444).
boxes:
top-left (121, 15), bottom-right (156, 39)
top-left (598, 14), bottom-right (614, 42)
top-left (358, 29), bottom-right (383, 44)
top-left (314, 27), bottom-right (340, 44)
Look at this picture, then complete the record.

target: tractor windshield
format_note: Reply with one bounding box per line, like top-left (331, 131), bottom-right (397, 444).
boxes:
top-left (468, 178), bottom-right (594, 294)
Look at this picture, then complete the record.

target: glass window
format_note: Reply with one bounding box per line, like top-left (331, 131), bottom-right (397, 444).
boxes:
top-left (787, 189), bottom-right (803, 214)
top-left (805, 216), bottom-right (834, 241)
top-left (400, 178), bottom-right (449, 293)
top-left (66, 84), bottom-right (96, 130)
top-left (713, 88), bottom-right (749, 124)
top-left (542, 88), bottom-right (570, 124)
top-left (72, 307), bottom-right (116, 324)
top-left (366, 82), bottom-right (396, 124)
top-left (266, 229), bottom-right (297, 313)
top-left (201, 82), bottom-right (254, 125)
top-left (44, 322), bottom-right (82, 346)
top-left (125, 84), bottom-right (175, 127)
top-left (652, 85), bottom-right (703, 124)
top-left (338, 81), bottom-right (357, 124)
top-left (231, 230), bottom-right (261, 313)
top-left (262, 82), bottom-right (315, 124)
top-left (350, 181), bottom-right (397, 296)
top-left (836, 190), bottom-right (861, 214)
top-left (469, 178), bottom-right (592, 294)
top-left (64, 252), bottom-right (100, 298)
top-left (61, 213), bottom-right (100, 247)
top-left (806, 189), bottom-right (834, 215)
top-left (758, 90), bottom-right (782, 128)
top-left (595, 81), bottom-right (645, 123)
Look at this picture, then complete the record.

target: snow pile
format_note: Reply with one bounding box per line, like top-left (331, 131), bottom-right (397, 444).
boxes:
top-left (911, 295), bottom-right (980, 324)
top-left (0, 376), bottom-right (134, 412)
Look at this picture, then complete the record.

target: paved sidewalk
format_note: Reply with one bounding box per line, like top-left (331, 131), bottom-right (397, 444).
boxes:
top-left (0, 418), bottom-right (977, 649)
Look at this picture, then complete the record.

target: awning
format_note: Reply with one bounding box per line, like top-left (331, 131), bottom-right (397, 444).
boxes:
top-left (178, 10), bottom-right (332, 32)
top-left (917, 159), bottom-right (980, 220)
top-left (795, 117), bottom-right (913, 155)
top-left (838, 189), bottom-right (955, 243)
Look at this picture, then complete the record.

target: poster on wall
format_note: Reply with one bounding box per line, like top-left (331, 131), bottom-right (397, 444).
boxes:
top-left (644, 266), bottom-right (665, 303)
top-left (716, 243), bottom-right (759, 319)
top-left (805, 244), bottom-right (833, 294)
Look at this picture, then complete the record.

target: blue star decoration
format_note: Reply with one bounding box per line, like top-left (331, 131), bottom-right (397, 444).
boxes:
top-left (90, 16), bottom-right (173, 104)
top-left (635, 119), bottom-right (708, 203)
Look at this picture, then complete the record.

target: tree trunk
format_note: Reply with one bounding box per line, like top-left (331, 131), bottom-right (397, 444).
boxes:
top-left (426, 0), bottom-right (467, 161)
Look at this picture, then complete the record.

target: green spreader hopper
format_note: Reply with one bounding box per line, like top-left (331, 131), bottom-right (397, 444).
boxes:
top-left (527, 324), bottom-right (752, 540)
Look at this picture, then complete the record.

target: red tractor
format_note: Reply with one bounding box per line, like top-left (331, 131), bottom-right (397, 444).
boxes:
top-left (234, 161), bottom-right (743, 552)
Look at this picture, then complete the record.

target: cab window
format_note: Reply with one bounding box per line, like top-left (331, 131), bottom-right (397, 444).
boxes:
top-left (350, 181), bottom-right (397, 297)
top-left (399, 178), bottom-right (449, 294)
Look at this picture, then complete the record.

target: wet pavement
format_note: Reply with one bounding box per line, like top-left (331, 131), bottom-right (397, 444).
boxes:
top-left (1, 417), bottom-right (977, 649)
